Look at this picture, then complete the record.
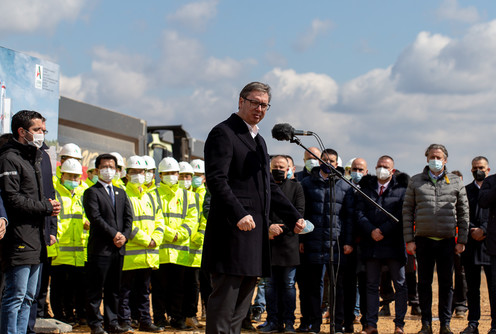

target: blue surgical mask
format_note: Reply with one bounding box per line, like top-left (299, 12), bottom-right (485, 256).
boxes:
top-left (287, 169), bottom-right (294, 179)
top-left (63, 180), bottom-right (79, 191)
top-left (91, 175), bottom-right (99, 184)
top-left (429, 159), bottom-right (444, 172)
top-left (351, 171), bottom-right (363, 184)
top-left (305, 159), bottom-right (320, 172)
top-left (192, 176), bottom-right (203, 188)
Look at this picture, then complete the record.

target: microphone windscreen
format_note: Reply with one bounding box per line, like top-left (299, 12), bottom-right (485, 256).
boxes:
top-left (271, 123), bottom-right (294, 141)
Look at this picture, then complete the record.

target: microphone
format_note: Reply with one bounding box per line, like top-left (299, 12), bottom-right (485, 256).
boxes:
top-left (271, 123), bottom-right (313, 141)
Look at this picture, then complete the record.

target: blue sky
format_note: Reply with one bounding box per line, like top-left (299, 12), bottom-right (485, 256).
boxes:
top-left (1, 0), bottom-right (496, 179)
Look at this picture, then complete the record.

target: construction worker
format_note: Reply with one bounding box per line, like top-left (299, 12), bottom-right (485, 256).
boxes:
top-left (49, 158), bottom-right (88, 326)
top-left (85, 159), bottom-right (98, 188)
top-left (177, 161), bottom-right (206, 329)
top-left (142, 155), bottom-right (157, 193)
top-left (118, 156), bottom-right (165, 333)
top-left (151, 157), bottom-right (198, 330)
top-left (190, 158), bottom-right (210, 321)
top-left (110, 151), bottom-right (127, 189)
top-left (53, 143), bottom-right (88, 193)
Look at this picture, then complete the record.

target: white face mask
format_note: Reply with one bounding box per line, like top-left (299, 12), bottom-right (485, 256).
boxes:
top-left (161, 174), bottom-right (178, 186)
top-left (130, 174), bottom-right (145, 185)
top-left (99, 168), bottom-right (116, 183)
top-left (179, 179), bottom-right (192, 190)
top-left (145, 172), bottom-right (155, 184)
top-left (376, 167), bottom-right (391, 181)
top-left (24, 129), bottom-right (44, 149)
top-left (305, 159), bottom-right (320, 173)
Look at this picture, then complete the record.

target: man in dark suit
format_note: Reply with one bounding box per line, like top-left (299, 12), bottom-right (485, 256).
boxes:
top-left (202, 81), bottom-right (305, 334)
top-left (83, 153), bottom-right (133, 334)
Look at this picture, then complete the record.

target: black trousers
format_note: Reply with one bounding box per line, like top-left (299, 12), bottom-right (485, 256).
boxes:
top-left (464, 262), bottom-right (492, 325)
top-left (118, 268), bottom-right (152, 325)
top-left (182, 267), bottom-right (200, 318)
top-left (151, 263), bottom-right (186, 323)
top-left (85, 252), bottom-right (123, 329)
top-left (50, 264), bottom-right (86, 320)
top-left (206, 273), bottom-right (257, 334)
top-left (415, 237), bottom-right (455, 325)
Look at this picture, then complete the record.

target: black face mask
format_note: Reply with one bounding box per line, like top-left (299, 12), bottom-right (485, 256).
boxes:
top-left (473, 170), bottom-right (486, 182)
top-left (272, 169), bottom-right (286, 182)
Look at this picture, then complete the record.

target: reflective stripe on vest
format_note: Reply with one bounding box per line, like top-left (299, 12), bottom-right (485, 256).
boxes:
top-left (129, 227), bottom-right (139, 240)
top-left (181, 223), bottom-right (192, 236)
top-left (129, 193), bottom-right (157, 222)
top-left (189, 249), bottom-right (202, 255)
top-left (160, 243), bottom-right (190, 251)
top-left (59, 246), bottom-right (84, 252)
top-left (125, 249), bottom-right (160, 256)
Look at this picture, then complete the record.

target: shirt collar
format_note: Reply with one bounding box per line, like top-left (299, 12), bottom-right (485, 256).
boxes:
top-left (241, 119), bottom-right (259, 138)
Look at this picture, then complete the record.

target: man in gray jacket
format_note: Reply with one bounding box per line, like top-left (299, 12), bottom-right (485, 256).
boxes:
top-left (402, 144), bottom-right (469, 334)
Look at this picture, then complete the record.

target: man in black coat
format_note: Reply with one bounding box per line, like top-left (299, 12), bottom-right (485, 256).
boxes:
top-left (202, 82), bottom-right (305, 334)
top-left (468, 156), bottom-right (495, 334)
top-left (83, 153), bottom-right (133, 334)
top-left (258, 155), bottom-right (305, 333)
top-left (0, 110), bottom-right (61, 334)
top-left (355, 155), bottom-right (408, 334)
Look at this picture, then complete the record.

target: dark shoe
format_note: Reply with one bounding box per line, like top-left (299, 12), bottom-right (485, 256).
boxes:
top-left (186, 316), bottom-right (204, 329)
top-left (335, 326), bottom-right (344, 334)
top-left (119, 323), bottom-right (134, 333)
top-left (106, 324), bottom-right (129, 333)
top-left (411, 305), bottom-right (422, 316)
top-left (252, 308), bottom-right (263, 322)
top-left (344, 325), bottom-right (354, 334)
top-left (242, 317), bottom-right (257, 331)
top-left (395, 327), bottom-right (405, 334)
top-left (418, 323), bottom-right (433, 334)
top-left (285, 323), bottom-right (296, 333)
top-left (91, 326), bottom-right (108, 334)
top-left (440, 325), bottom-right (454, 334)
top-left (139, 322), bottom-right (163, 332)
top-left (378, 304), bottom-right (391, 317)
top-left (296, 324), bottom-right (312, 333)
top-left (460, 325), bottom-right (479, 334)
top-left (154, 319), bottom-right (169, 328)
top-left (170, 318), bottom-right (192, 330)
top-left (258, 322), bottom-right (281, 333)
top-left (364, 325), bottom-right (378, 334)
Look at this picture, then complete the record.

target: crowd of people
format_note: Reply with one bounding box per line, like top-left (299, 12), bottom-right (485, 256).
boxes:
top-left (0, 82), bottom-right (495, 334)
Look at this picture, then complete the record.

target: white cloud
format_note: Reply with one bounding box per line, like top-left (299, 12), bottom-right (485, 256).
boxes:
top-left (166, 0), bottom-right (219, 31)
top-left (435, 0), bottom-right (480, 23)
top-left (0, 0), bottom-right (85, 35)
top-left (293, 19), bottom-right (333, 52)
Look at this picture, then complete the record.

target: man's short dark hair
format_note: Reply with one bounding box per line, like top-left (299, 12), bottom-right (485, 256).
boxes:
top-left (425, 144), bottom-right (448, 158)
top-left (96, 153), bottom-right (117, 169)
top-left (11, 110), bottom-right (43, 139)
top-left (378, 155), bottom-right (395, 163)
top-left (239, 82), bottom-right (272, 102)
top-left (285, 155), bottom-right (294, 165)
top-left (271, 155), bottom-right (288, 164)
top-left (452, 170), bottom-right (463, 179)
top-left (321, 148), bottom-right (338, 159)
top-left (472, 156), bottom-right (489, 165)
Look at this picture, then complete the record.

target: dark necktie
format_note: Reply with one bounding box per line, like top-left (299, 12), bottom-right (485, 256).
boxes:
top-left (107, 184), bottom-right (115, 206)
top-left (379, 185), bottom-right (385, 196)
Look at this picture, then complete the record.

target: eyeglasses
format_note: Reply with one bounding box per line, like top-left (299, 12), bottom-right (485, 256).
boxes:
top-left (243, 97), bottom-right (271, 111)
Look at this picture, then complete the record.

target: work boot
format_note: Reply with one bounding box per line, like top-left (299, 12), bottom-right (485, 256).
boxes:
top-left (418, 323), bottom-right (433, 334)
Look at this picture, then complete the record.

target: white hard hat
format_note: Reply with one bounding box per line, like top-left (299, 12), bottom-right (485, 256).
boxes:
top-left (179, 161), bottom-right (194, 174)
top-left (60, 158), bottom-right (83, 175)
top-left (190, 159), bottom-right (205, 174)
top-left (142, 156), bottom-right (156, 170)
top-left (345, 158), bottom-right (356, 169)
top-left (110, 152), bottom-right (124, 167)
top-left (59, 143), bottom-right (82, 159)
top-left (126, 155), bottom-right (146, 170)
top-left (158, 157), bottom-right (179, 173)
top-left (87, 159), bottom-right (96, 171)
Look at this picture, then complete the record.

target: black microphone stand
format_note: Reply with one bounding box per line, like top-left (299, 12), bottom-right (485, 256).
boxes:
top-left (288, 136), bottom-right (399, 334)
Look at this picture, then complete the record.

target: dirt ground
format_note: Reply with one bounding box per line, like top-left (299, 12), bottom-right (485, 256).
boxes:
top-left (68, 272), bottom-right (492, 334)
